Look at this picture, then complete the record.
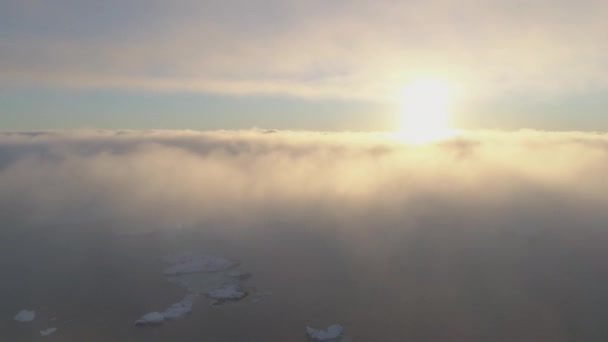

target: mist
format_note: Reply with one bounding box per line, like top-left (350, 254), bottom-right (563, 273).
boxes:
top-left (2, 129), bottom-right (608, 341)
top-left (3, 129), bottom-right (607, 226)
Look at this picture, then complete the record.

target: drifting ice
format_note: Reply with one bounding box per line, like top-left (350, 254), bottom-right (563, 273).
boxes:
top-left (306, 324), bottom-right (344, 340)
top-left (162, 295), bottom-right (195, 319)
top-left (135, 251), bottom-right (252, 326)
top-left (135, 312), bottom-right (165, 326)
top-left (207, 283), bottom-right (247, 301)
top-left (40, 328), bottom-right (58, 337)
top-left (14, 310), bottom-right (35, 322)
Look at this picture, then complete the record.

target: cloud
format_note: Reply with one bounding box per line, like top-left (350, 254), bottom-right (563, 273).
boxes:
top-left (3, 129), bottom-right (608, 339)
top-left (1, 129), bottom-right (607, 230)
top-left (2, 0), bottom-right (608, 100)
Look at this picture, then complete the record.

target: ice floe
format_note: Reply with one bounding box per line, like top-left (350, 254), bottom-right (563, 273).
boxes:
top-left (207, 283), bottom-right (247, 302)
top-left (14, 310), bottom-right (35, 322)
top-left (163, 252), bottom-right (251, 305)
top-left (162, 295), bottom-right (195, 320)
top-left (306, 324), bottom-right (344, 341)
top-left (163, 254), bottom-right (237, 275)
top-left (40, 328), bottom-right (57, 337)
top-left (137, 252), bottom-right (254, 327)
top-left (135, 312), bottom-right (165, 326)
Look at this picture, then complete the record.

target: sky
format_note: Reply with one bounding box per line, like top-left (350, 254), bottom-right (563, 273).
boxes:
top-left (1, 0), bottom-right (607, 131)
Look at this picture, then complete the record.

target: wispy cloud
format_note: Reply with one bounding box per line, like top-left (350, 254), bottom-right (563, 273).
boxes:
top-left (2, 0), bottom-right (607, 100)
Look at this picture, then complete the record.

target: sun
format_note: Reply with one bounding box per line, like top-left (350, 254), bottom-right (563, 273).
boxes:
top-left (397, 78), bottom-right (456, 143)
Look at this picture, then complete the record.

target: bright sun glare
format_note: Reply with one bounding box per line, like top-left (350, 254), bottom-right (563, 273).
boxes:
top-left (397, 78), bottom-right (456, 143)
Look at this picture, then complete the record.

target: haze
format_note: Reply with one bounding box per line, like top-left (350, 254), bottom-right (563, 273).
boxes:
top-left (2, 0), bottom-right (608, 341)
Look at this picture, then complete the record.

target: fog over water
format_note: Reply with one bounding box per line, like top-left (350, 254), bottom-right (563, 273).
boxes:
top-left (1, 130), bottom-right (608, 341)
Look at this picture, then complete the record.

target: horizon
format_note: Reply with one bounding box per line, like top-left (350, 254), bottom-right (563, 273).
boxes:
top-left (3, 1), bottom-right (608, 341)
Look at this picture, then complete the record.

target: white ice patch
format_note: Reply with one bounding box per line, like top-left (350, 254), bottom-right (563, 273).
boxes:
top-left (306, 324), bottom-right (344, 341)
top-left (163, 254), bottom-right (237, 275)
top-left (40, 328), bottom-right (57, 337)
top-left (134, 312), bottom-right (165, 326)
top-left (162, 295), bottom-right (195, 320)
top-left (207, 283), bottom-right (247, 301)
top-left (14, 310), bottom-right (35, 322)
top-left (160, 252), bottom-right (251, 312)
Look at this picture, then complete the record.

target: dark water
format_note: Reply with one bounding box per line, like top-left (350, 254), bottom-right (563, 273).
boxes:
top-left (2, 217), bottom-right (608, 341)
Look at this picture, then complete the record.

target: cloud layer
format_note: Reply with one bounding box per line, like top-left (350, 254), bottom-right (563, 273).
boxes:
top-left (2, 0), bottom-right (608, 100)
top-left (1, 129), bottom-right (607, 230)
top-left (2, 130), bottom-right (608, 340)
